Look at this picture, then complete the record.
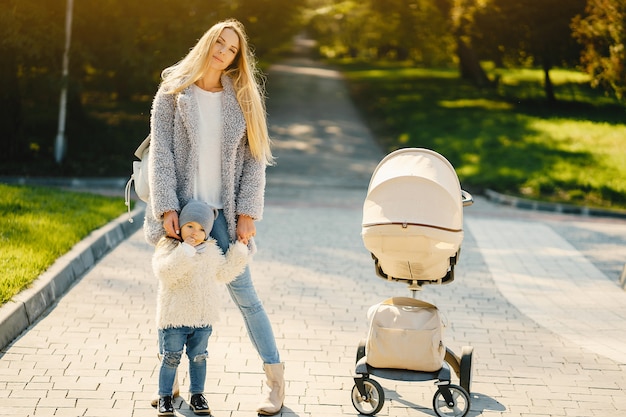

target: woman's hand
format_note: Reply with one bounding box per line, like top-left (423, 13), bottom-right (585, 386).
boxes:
top-left (237, 214), bottom-right (256, 245)
top-left (163, 210), bottom-right (182, 240)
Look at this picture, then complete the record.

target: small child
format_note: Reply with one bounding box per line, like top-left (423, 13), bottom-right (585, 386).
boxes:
top-left (153, 200), bottom-right (249, 416)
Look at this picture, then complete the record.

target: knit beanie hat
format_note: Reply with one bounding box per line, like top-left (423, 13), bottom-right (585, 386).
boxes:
top-left (179, 200), bottom-right (216, 240)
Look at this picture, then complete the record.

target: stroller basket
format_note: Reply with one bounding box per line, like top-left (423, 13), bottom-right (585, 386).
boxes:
top-left (362, 148), bottom-right (471, 286)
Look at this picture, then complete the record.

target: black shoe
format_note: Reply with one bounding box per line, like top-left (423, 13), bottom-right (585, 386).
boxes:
top-left (190, 393), bottom-right (212, 415)
top-left (157, 395), bottom-right (175, 416)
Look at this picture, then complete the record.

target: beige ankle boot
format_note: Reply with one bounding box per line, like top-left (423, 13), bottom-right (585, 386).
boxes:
top-left (150, 354), bottom-right (180, 407)
top-left (256, 363), bottom-right (285, 415)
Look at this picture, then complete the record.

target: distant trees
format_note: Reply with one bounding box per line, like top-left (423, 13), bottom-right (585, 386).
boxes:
top-left (2, 0), bottom-right (625, 167)
top-left (0, 0), bottom-right (65, 160)
top-left (0, 0), bottom-right (306, 163)
top-left (472, 0), bottom-right (587, 102)
top-left (434, 0), bottom-right (491, 86)
top-left (306, 0), bottom-right (597, 101)
top-left (572, 0), bottom-right (626, 101)
top-left (68, 0), bottom-right (306, 100)
top-left (307, 0), bottom-right (626, 103)
top-left (306, 0), bottom-right (454, 66)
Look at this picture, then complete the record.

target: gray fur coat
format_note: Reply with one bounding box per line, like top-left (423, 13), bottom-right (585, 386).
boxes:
top-left (143, 75), bottom-right (265, 247)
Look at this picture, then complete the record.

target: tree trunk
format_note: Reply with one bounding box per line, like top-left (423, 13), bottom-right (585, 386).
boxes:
top-left (542, 61), bottom-right (556, 103)
top-left (457, 38), bottom-right (490, 87)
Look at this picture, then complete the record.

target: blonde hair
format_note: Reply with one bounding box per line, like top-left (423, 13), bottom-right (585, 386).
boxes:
top-left (161, 19), bottom-right (274, 165)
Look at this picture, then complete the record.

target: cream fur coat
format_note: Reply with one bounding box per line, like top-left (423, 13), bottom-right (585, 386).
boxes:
top-left (153, 238), bottom-right (249, 329)
top-left (143, 75), bottom-right (266, 247)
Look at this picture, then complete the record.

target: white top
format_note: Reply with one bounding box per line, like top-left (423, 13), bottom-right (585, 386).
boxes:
top-left (192, 84), bottom-right (223, 209)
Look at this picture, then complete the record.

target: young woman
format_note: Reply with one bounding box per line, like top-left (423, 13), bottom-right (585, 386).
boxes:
top-left (144, 19), bottom-right (284, 416)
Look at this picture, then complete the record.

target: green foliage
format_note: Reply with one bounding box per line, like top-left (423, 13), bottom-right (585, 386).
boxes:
top-left (2, 0), bottom-right (624, 171)
top-left (229, 0), bottom-right (308, 57)
top-left (1, 0), bottom-right (307, 164)
top-left (69, 0), bottom-right (306, 98)
top-left (339, 62), bottom-right (626, 209)
top-left (306, 0), bottom-right (454, 65)
top-left (0, 184), bottom-right (123, 305)
top-left (0, 94), bottom-right (151, 177)
top-left (473, 0), bottom-right (586, 68)
top-left (572, 0), bottom-right (626, 101)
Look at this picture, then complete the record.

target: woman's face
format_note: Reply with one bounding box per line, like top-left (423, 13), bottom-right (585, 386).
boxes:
top-left (209, 28), bottom-right (240, 72)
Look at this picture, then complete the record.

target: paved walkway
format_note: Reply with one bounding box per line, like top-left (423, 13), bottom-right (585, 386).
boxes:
top-left (1, 54), bottom-right (626, 417)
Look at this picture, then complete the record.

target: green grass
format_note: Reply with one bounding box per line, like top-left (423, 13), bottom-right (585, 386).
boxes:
top-left (337, 62), bottom-right (626, 209)
top-left (0, 184), bottom-right (125, 305)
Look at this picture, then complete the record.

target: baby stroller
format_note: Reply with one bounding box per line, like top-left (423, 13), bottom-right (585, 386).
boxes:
top-left (351, 148), bottom-right (474, 417)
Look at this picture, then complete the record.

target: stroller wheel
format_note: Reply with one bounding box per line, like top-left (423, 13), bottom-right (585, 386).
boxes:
top-left (351, 378), bottom-right (384, 415)
top-left (432, 384), bottom-right (470, 417)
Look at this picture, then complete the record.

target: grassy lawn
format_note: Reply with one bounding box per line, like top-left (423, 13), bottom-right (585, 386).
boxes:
top-left (0, 184), bottom-right (125, 306)
top-left (337, 62), bottom-right (626, 210)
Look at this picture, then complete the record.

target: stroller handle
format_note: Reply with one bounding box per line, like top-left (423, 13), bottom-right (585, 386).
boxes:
top-left (462, 190), bottom-right (474, 207)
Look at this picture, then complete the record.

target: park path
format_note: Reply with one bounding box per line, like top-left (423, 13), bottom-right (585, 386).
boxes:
top-left (0, 45), bottom-right (625, 417)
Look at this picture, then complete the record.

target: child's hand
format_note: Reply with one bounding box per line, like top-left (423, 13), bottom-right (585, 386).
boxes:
top-left (233, 240), bottom-right (250, 255)
top-left (184, 236), bottom-right (200, 247)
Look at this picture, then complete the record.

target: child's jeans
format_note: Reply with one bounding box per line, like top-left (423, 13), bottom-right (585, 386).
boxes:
top-left (158, 326), bottom-right (212, 396)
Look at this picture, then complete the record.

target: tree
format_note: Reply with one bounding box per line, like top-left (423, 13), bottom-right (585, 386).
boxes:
top-left (305, 0), bottom-right (374, 59)
top-left (434, 0), bottom-right (491, 86)
top-left (0, 0), bottom-right (65, 162)
top-left (572, 0), bottom-right (626, 101)
top-left (306, 0), bottom-right (454, 66)
top-left (230, 0), bottom-right (308, 57)
top-left (0, 0), bottom-right (308, 171)
top-left (474, 0), bottom-right (586, 102)
top-left (368, 0), bottom-right (453, 64)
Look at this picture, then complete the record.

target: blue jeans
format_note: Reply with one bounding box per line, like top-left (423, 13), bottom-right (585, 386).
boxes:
top-left (211, 210), bottom-right (281, 364)
top-left (158, 326), bottom-right (212, 396)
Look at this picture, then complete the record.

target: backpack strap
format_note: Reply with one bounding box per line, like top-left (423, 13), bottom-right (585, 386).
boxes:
top-left (124, 134), bottom-right (151, 223)
top-left (134, 135), bottom-right (151, 159)
top-left (124, 175), bottom-right (135, 223)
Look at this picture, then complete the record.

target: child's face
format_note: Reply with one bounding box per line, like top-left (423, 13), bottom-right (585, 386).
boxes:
top-left (180, 221), bottom-right (207, 246)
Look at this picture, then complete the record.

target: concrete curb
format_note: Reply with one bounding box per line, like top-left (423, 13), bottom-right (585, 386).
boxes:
top-left (0, 203), bottom-right (145, 351)
top-left (0, 176), bottom-right (128, 188)
top-left (484, 188), bottom-right (626, 219)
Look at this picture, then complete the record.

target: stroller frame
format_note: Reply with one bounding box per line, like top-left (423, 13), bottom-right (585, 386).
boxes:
top-left (352, 340), bottom-right (474, 416)
top-left (351, 148), bottom-right (474, 417)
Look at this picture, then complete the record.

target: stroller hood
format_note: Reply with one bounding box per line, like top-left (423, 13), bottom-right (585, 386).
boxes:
top-left (362, 148), bottom-right (464, 282)
top-left (363, 148), bottom-right (463, 231)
